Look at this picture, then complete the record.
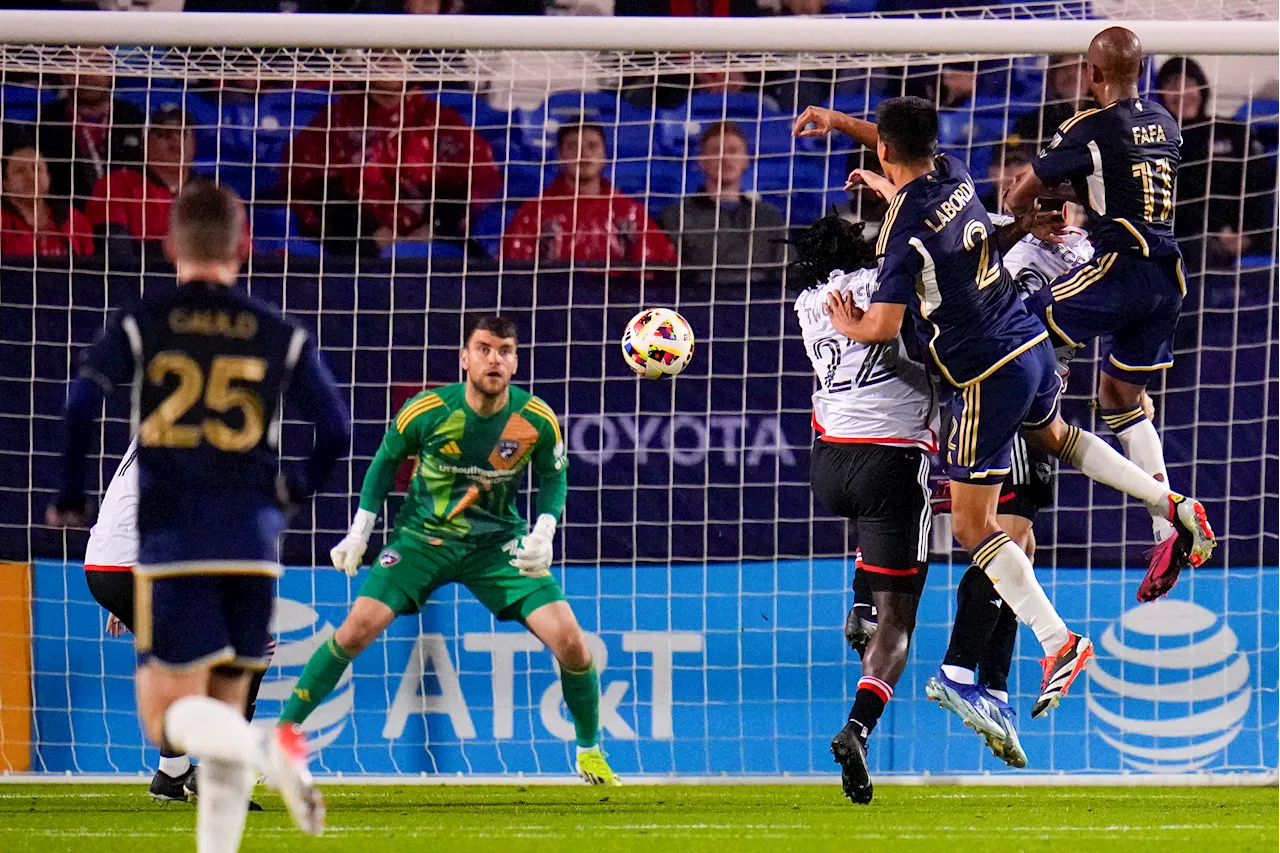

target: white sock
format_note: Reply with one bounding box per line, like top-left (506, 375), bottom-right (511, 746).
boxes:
top-left (941, 665), bottom-right (975, 685)
top-left (576, 744), bottom-right (600, 756)
top-left (158, 754), bottom-right (191, 778)
top-left (1061, 426), bottom-right (1172, 513)
top-left (165, 696), bottom-right (265, 770)
top-left (973, 533), bottom-right (1070, 656)
top-left (196, 759), bottom-right (254, 853)
top-left (986, 688), bottom-right (1010, 703)
top-left (1114, 419), bottom-right (1178, 544)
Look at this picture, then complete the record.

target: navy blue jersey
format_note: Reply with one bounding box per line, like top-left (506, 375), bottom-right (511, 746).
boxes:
top-left (1032, 99), bottom-right (1182, 258)
top-left (67, 280), bottom-right (349, 569)
top-left (871, 154), bottom-right (1048, 389)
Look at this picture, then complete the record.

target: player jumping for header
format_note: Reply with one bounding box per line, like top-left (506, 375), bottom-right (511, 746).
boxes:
top-left (48, 182), bottom-right (348, 851)
top-left (794, 96), bottom-right (1213, 719)
top-left (279, 315), bottom-right (619, 785)
top-left (1006, 26), bottom-right (1213, 601)
top-left (792, 213), bottom-right (938, 804)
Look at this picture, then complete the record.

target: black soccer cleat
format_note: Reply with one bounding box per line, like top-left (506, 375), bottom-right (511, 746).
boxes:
top-left (149, 766), bottom-right (195, 803)
top-left (830, 721), bottom-right (873, 805)
top-left (184, 769), bottom-right (264, 811)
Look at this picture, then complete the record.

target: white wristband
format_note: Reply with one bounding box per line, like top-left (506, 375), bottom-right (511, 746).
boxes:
top-left (348, 508), bottom-right (377, 542)
top-left (532, 513), bottom-right (557, 539)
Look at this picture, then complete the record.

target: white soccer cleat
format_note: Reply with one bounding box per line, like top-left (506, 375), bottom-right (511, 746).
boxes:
top-left (267, 724), bottom-right (325, 836)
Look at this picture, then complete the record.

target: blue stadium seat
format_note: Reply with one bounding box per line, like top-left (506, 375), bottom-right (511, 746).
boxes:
top-left (432, 90), bottom-right (517, 162)
top-left (611, 159), bottom-right (687, 215)
top-left (248, 203), bottom-right (319, 256)
top-left (514, 91), bottom-right (627, 158)
top-left (1235, 99), bottom-right (1279, 153)
top-left (185, 90), bottom-right (306, 200)
top-left (380, 240), bottom-right (466, 261)
top-left (114, 78), bottom-right (189, 114)
top-left (260, 87), bottom-right (332, 134)
top-left (0, 84), bottom-right (52, 124)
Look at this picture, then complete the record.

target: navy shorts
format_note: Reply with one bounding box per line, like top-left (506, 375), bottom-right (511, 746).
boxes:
top-left (1025, 251), bottom-right (1185, 385)
top-left (947, 339), bottom-right (1062, 483)
top-left (134, 573), bottom-right (275, 671)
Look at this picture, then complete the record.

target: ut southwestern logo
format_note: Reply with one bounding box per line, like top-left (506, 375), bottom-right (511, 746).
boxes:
top-left (1087, 599), bottom-right (1252, 772)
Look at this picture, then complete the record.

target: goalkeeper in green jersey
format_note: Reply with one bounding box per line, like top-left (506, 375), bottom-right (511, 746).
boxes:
top-left (279, 315), bottom-right (619, 785)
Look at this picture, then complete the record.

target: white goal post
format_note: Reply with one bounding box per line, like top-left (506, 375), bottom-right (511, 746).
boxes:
top-left (1, 4), bottom-right (1275, 785)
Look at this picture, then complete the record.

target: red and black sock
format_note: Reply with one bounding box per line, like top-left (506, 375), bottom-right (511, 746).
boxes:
top-left (848, 675), bottom-right (893, 745)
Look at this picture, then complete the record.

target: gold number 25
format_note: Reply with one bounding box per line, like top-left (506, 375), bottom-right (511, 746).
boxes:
top-left (139, 352), bottom-right (267, 452)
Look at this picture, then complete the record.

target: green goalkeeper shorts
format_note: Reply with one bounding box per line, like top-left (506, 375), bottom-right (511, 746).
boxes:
top-left (358, 531), bottom-right (565, 622)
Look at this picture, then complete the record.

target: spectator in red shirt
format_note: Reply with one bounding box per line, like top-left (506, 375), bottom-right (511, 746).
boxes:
top-left (35, 50), bottom-right (145, 210)
top-left (502, 122), bottom-right (677, 267)
top-left (85, 105), bottom-right (196, 256)
top-left (0, 142), bottom-right (94, 258)
top-left (283, 75), bottom-right (501, 256)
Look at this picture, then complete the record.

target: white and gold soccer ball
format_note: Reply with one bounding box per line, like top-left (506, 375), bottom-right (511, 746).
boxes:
top-left (621, 308), bottom-right (695, 379)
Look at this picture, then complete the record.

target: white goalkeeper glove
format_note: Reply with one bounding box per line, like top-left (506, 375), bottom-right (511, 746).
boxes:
top-left (508, 514), bottom-right (557, 579)
top-left (331, 508), bottom-right (376, 577)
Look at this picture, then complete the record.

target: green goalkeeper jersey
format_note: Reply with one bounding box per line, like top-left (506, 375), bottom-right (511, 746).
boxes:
top-left (358, 383), bottom-right (568, 546)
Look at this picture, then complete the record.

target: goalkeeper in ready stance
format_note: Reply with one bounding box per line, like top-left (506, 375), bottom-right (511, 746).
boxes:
top-left (279, 315), bottom-right (619, 785)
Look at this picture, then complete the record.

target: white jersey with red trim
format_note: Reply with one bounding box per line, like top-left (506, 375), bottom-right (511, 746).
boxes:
top-left (794, 268), bottom-right (938, 450)
top-left (84, 439), bottom-right (138, 569)
top-left (990, 214), bottom-right (1095, 297)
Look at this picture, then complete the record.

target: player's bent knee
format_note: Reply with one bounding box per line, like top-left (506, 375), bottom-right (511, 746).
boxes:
top-left (335, 598), bottom-right (395, 656)
top-left (1098, 372), bottom-right (1144, 409)
top-left (552, 628), bottom-right (592, 672)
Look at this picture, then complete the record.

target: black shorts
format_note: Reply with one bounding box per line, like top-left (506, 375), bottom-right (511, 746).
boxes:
top-left (85, 569), bottom-right (135, 633)
top-left (1000, 435), bottom-right (1054, 521)
top-left (811, 440), bottom-right (930, 595)
top-left (135, 573), bottom-right (276, 672)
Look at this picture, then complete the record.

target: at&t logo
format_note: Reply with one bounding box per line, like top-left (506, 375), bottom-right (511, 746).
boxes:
top-left (1087, 599), bottom-right (1251, 772)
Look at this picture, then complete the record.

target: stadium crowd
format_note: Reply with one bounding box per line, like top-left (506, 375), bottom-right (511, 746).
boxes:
top-left (0, 2), bottom-right (1276, 277)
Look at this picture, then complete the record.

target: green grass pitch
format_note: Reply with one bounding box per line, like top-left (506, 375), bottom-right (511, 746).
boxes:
top-left (1, 784), bottom-right (1276, 852)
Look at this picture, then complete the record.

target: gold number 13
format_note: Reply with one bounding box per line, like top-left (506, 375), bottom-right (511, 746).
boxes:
top-left (139, 353), bottom-right (267, 452)
top-left (1132, 157), bottom-right (1174, 224)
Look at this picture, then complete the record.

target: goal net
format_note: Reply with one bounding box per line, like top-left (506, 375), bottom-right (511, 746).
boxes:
top-left (1, 3), bottom-right (1275, 781)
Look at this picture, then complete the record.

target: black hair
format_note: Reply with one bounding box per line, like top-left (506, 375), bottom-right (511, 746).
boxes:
top-left (875, 96), bottom-right (938, 165)
top-left (787, 213), bottom-right (876, 287)
top-left (1156, 57), bottom-right (1210, 121)
top-left (464, 314), bottom-right (519, 346)
top-left (555, 120), bottom-right (606, 151)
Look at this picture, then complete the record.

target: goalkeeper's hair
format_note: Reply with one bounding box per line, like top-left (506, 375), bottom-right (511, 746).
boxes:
top-left (168, 181), bottom-right (244, 264)
top-left (875, 96), bottom-right (938, 165)
top-left (787, 213), bottom-right (876, 288)
top-left (464, 314), bottom-right (519, 346)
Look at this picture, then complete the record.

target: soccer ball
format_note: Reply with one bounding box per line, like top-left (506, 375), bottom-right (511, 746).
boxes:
top-left (621, 308), bottom-right (695, 379)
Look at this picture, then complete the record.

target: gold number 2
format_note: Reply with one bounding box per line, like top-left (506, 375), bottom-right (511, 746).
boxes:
top-left (139, 353), bottom-right (267, 452)
top-left (1132, 157), bottom-right (1174, 224)
top-left (963, 220), bottom-right (1001, 290)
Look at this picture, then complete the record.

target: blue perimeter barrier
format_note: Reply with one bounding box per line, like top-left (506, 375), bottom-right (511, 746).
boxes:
top-left (29, 559), bottom-right (1278, 778)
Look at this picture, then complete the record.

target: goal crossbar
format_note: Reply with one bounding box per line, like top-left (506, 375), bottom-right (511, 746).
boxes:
top-left (0, 12), bottom-right (1275, 55)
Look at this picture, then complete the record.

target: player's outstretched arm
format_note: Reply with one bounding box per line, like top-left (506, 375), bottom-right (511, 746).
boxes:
top-left (48, 315), bottom-right (136, 527)
top-left (793, 106), bottom-right (879, 150)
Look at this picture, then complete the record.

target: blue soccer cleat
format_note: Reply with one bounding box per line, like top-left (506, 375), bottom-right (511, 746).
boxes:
top-left (980, 689), bottom-right (1028, 768)
top-left (925, 670), bottom-right (1004, 740)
